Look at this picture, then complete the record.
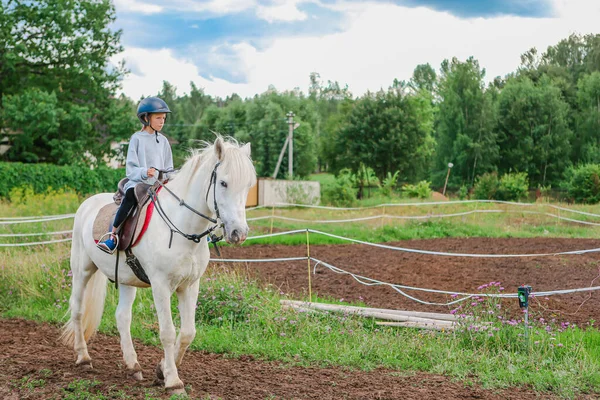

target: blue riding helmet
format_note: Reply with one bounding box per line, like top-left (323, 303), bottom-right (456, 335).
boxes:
top-left (137, 97), bottom-right (171, 126)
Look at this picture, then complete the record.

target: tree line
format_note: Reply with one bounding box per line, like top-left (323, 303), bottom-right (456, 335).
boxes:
top-left (2, 1), bottom-right (600, 193)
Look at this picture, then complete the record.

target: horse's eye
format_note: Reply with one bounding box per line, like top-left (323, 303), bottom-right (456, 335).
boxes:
top-left (220, 181), bottom-right (227, 188)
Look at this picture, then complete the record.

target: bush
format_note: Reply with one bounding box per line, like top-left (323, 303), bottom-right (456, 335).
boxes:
top-left (0, 162), bottom-right (124, 198)
top-left (195, 273), bottom-right (261, 326)
top-left (321, 170), bottom-right (357, 206)
top-left (473, 172), bottom-right (499, 200)
top-left (564, 164), bottom-right (600, 204)
top-left (402, 180), bottom-right (432, 199)
top-left (497, 172), bottom-right (529, 201)
top-left (457, 185), bottom-right (469, 200)
top-left (380, 171), bottom-right (400, 197)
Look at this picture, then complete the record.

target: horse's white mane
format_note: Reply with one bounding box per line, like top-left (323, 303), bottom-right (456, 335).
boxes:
top-left (171, 136), bottom-right (256, 188)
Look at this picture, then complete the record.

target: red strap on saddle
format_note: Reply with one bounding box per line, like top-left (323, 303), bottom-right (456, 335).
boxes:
top-left (131, 186), bottom-right (162, 247)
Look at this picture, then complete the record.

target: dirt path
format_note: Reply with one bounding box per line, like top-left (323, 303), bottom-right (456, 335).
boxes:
top-left (220, 237), bottom-right (600, 325)
top-left (0, 319), bottom-right (561, 399)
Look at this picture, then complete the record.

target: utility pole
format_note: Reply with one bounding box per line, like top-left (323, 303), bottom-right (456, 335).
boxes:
top-left (442, 162), bottom-right (454, 196)
top-left (287, 111), bottom-right (295, 179)
top-left (272, 112), bottom-right (300, 179)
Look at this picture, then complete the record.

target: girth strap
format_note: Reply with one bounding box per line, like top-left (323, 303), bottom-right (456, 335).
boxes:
top-left (125, 248), bottom-right (151, 285)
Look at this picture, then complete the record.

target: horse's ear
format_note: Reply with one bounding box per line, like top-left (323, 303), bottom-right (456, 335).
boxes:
top-left (241, 142), bottom-right (251, 158)
top-left (215, 137), bottom-right (224, 161)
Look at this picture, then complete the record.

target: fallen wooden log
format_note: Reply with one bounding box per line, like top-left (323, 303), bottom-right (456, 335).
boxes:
top-left (281, 300), bottom-right (455, 326)
top-left (280, 300), bottom-right (457, 322)
top-left (376, 321), bottom-right (454, 331)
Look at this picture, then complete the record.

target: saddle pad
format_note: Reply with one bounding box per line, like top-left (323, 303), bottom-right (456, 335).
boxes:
top-left (92, 199), bottom-right (157, 249)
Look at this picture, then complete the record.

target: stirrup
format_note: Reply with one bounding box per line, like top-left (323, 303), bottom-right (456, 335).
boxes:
top-left (97, 232), bottom-right (119, 255)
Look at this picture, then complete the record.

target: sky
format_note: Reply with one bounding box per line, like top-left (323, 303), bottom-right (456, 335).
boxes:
top-left (110, 0), bottom-right (600, 100)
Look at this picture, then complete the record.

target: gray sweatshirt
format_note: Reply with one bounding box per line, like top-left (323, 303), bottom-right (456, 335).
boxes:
top-left (124, 131), bottom-right (174, 192)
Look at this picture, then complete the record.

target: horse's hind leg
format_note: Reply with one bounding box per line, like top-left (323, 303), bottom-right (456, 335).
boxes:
top-left (66, 252), bottom-right (97, 368)
top-left (116, 285), bottom-right (143, 380)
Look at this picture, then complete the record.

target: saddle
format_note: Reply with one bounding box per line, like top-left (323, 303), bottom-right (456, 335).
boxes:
top-left (92, 178), bottom-right (160, 251)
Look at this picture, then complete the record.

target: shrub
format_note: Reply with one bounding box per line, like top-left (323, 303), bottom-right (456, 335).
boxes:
top-left (195, 273), bottom-right (261, 326)
top-left (380, 171), bottom-right (400, 197)
top-left (0, 162), bottom-right (124, 198)
top-left (497, 172), bottom-right (529, 201)
top-left (473, 172), bottom-right (499, 200)
top-left (564, 164), bottom-right (600, 204)
top-left (457, 185), bottom-right (469, 200)
top-left (402, 180), bottom-right (432, 199)
top-left (321, 170), bottom-right (357, 206)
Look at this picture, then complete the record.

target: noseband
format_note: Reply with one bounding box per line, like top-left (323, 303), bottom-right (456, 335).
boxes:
top-left (149, 162), bottom-right (224, 254)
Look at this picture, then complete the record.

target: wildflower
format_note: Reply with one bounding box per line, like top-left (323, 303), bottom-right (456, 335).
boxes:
top-left (280, 332), bottom-right (286, 337)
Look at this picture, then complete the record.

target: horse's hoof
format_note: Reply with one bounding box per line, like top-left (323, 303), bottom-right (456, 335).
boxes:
top-left (166, 383), bottom-right (186, 396)
top-left (131, 371), bottom-right (143, 381)
top-left (76, 360), bottom-right (93, 370)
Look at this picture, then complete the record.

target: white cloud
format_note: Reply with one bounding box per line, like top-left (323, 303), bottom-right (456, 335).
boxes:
top-left (164, 0), bottom-right (256, 14)
top-left (115, 0), bottom-right (600, 100)
top-left (111, 48), bottom-right (252, 100)
top-left (113, 0), bottom-right (163, 14)
top-left (256, 1), bottom-right (308, 23)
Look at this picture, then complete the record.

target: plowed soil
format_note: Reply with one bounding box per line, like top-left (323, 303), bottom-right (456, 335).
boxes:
top-left (0, 319), bottom-right (563, 399)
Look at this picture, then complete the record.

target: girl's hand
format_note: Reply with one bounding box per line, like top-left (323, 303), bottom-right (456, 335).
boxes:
top-left (147, 168), bottom-right (156, 178)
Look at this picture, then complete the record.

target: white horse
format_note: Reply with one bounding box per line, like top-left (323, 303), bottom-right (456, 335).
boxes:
top-left (61, 137), bottom-right (256, 394)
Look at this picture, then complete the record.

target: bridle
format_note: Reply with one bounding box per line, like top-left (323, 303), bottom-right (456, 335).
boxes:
top-left (148, 162), bottom-right (224, 255)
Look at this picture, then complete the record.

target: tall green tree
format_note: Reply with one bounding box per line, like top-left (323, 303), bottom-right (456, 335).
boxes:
top-left (574, 72), bottom-right (600, 163)
top-left (410, 63), bottom-right (437, 95)
top-left (496, 76), bottom-right (572, 186)
top-left (0, 0), bottom-right (131, 165)
top-left (333, 81), bottom-right (434, 182)
top-left (434, 57), bottom-right (498, 187)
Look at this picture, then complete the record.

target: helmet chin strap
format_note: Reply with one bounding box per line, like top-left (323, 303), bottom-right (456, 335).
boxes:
top-left (145, 114), bottom-right (160, 143)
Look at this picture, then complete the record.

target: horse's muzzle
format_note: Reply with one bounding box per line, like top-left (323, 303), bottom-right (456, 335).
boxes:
top-left (227, 228), bottom-right (247, 245)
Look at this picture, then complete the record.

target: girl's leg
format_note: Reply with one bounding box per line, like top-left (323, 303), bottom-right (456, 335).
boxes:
top-left (97, 188), bottom-right (136, 253)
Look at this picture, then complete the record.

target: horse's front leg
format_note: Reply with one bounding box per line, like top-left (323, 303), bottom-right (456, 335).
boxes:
top-left (174, 278), bottom-right (200, 367)
top-left (116, 285), bottom-right (143, 381)
top-left (151, 281), bottom-right (185, 394)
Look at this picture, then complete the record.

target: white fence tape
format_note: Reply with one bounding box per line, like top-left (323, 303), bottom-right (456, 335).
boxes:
top-left (0, 213), bottom-right (76, 221)
top-left (248, 209), bottom-right (600, 226)
top-left (0, 215), bottom-right (76, 225)
top-left (307, 229), bottom-right (600, 257)
top-left (0, 230), bottom-right (73, 237)
top-left (0, 238), bottom-right (73, 247)
top-left (268, 201), bottom-right (600, 218)
top-left (208, 254), bottom-right (600, 306)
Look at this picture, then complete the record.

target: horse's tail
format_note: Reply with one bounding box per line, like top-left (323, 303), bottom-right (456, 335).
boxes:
top-left (60, 269), bottom-right (108, 347)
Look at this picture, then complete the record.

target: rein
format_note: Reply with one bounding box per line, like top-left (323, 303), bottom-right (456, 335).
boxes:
top-left (149, 163), bottom-right (224, 255)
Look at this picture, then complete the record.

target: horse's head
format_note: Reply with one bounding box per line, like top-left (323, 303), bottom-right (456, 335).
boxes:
top-left (210, 137), bottom-right (257, 244)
